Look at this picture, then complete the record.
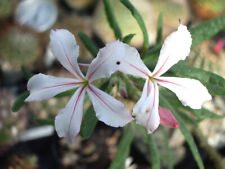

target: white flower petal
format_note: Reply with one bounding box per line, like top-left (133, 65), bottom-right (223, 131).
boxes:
top-left (86, 41), bottom-right (150, 82)
top-left (25, 73), bottom-right (81, 102)
top-left (133, 80), bottom-right (160, 133)
top-left (50, 29), bottom-right (84, 79)
top-left (152, 24), bottom-right (192, 77)
top-left (15, 0), bottom-right (57, 32)
top-left (55, 87), bottom-right (86, 143)
top-left (87, 84), bottom-right (133, 127)
top-left (156, 76), bottom-right (212, 109)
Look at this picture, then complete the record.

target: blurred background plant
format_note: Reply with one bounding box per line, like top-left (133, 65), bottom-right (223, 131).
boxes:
top-left (0, 0), bottom-right (225, 169)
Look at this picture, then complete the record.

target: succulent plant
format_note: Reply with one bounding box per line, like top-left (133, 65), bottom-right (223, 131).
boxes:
top-left (0, 26), bottom-right (41, 71)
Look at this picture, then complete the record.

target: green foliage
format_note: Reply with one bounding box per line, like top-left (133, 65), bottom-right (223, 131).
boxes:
top-left (34, 118), bottom-right (54, 125)
top-left (21, 66), bottom-right (33, 80)
top-left (78, 31), bottom-right (98, 57)
top-left (120, 0), bottom-right (149, 51)
top-left (147, 135), bottom-right (161, 169)
top-left (190, 15), bottom-right (225, 48)
top-left (80, 105), bottom-right (98, 139)
top-left (103, 0), bottom-right (122, 40)
top-left (160, 95), bottom-right (204, 169)
top-left (119, 74), bottom-right (141, 101)
top-left (122, 33), bottom-right (136, 44)
top-left (170, 61), bottom-right (225, 96)
top-left (162, 127), bottom-right (174, 169)
top-left (156, 13), bottom-right (163, 46)
top-left (55, 88), bottom-right (77, 98)
top-left (108, 125), bottom-right (134, 169)
top-left (142, 44), bottom-right (161, 65)
top-left (12, 91), bottom-right (29, 112)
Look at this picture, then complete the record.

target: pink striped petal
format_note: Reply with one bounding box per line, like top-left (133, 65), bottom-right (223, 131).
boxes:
top-left (159, 107), bottom-right (179, 128)
top-left (133, 80), bottom-right (160, 134)
top-left (156, 76), bottom-right (212, 109)
top-left (86, 41), bottom-right (150, 82)
top-left (25, 73), bottom-right (82, 102)
top-left (50, 29), bottom-right (84, 79)
top-left (152, 24), bottom-right (192, 77)
top-left (87, 84), bottom-right (133, 127)
top-left (55, 87), bottom-right (86, 143)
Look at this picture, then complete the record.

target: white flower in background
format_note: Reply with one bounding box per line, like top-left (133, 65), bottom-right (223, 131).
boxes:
top-left (25, 29), bottom-right (133, 142)
top-left (15, 0), bottom-right (58, 32)
top-left (95, 24), bottom-right (211, 133)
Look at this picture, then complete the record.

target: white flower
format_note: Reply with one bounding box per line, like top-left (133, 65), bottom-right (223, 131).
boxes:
top-left (25, 29), bottom-right (133, 142)
top-left (15, 0), bottom-right (58, 32)
top-left (95, 24), bottom-right (211, 133)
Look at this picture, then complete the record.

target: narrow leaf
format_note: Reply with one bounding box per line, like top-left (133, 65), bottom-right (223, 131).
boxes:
top-left (80, 105), bottom-right (98, 139)
top-left (12, 91), bottom-right (29, 112)
top-left (193, 108), bottom-right (223, 120)
top-left (122, 33), bottom-right (135, 44)
top-left (55, 88), bottom-right (76, 98)
top-left (34, 118), bottom-right (54, 125)
top-left (147, 135), bottom-right (160, 169)
top-left (170, 61), bottom-right (225, 96)
top-left (142, 44), bottom-right (161, 65)
top-left (108, 125), bottom-right (134, 169)
top-left (190, 15), bottom-right (225, 48)
top-left (78, 31), bottom-right (98, 57)
top-left (120, 0), bottom-right (149, 51)
top-left (21, 66), bottom-right (33, 80)
top-left (160, 95), bottom-right (204, 169)
top-left (156, 13), bottom-right (163, 46)
top-left (103, 0), bottom-right (122, 40)
top-left (177, 110), bottom-right (199, 127)
top-left (162, 127), bottom-right (174, 169)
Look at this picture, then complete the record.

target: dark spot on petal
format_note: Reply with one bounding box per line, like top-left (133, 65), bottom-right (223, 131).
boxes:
top-left (116, 61), bottom-right (120, 65)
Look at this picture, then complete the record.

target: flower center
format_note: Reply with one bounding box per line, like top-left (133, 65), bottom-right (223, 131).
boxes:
top-left (82, 79), bottom-right (89, 87)
top-left (148, 76), bottom-right (155, 82)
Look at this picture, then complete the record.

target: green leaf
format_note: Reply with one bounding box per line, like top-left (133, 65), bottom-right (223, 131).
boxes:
top-left (135, 124), bottom-right (161, 169)
top-left (142, 44), bottom-right (161, 65)
top-left (156, 13), bottom-right (163, 46)
top-left (177, 110), bottom-right (199, 127)
top-left (78, 31), bottom-right (98, 57)
top-left (170, 61), bottom-right (225, 96)
top-left (120, 74), bottom-right (141, 101)
top-left (160, 95), bottom-right (204, 169)
top-left (34, 118), bottom-right (54, 125)
top-left (55, 88), bottom-right (76, 98)
top-left (120, 0), bottom-right (149, 51)
top-left (147, 135), bottom-right (160, 169)
top-left (103, 0), bottom-right (122, 40)
top-left (192, 108), bottom-right (224, 120)
top-left (190, 15), bottom-right (225, 48)
top-left (122, 33), bottom-right (135, 44)
top-left (108, 125), bottom-right (134, 169)
top-left (21, 66), bottom-right (33, 80)
top-left (12, 91), bottom-right (29, 112)
top-left (162, 127), bottom-right (174, 169)
top-left (80, 105), bottom-right (98, 139)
